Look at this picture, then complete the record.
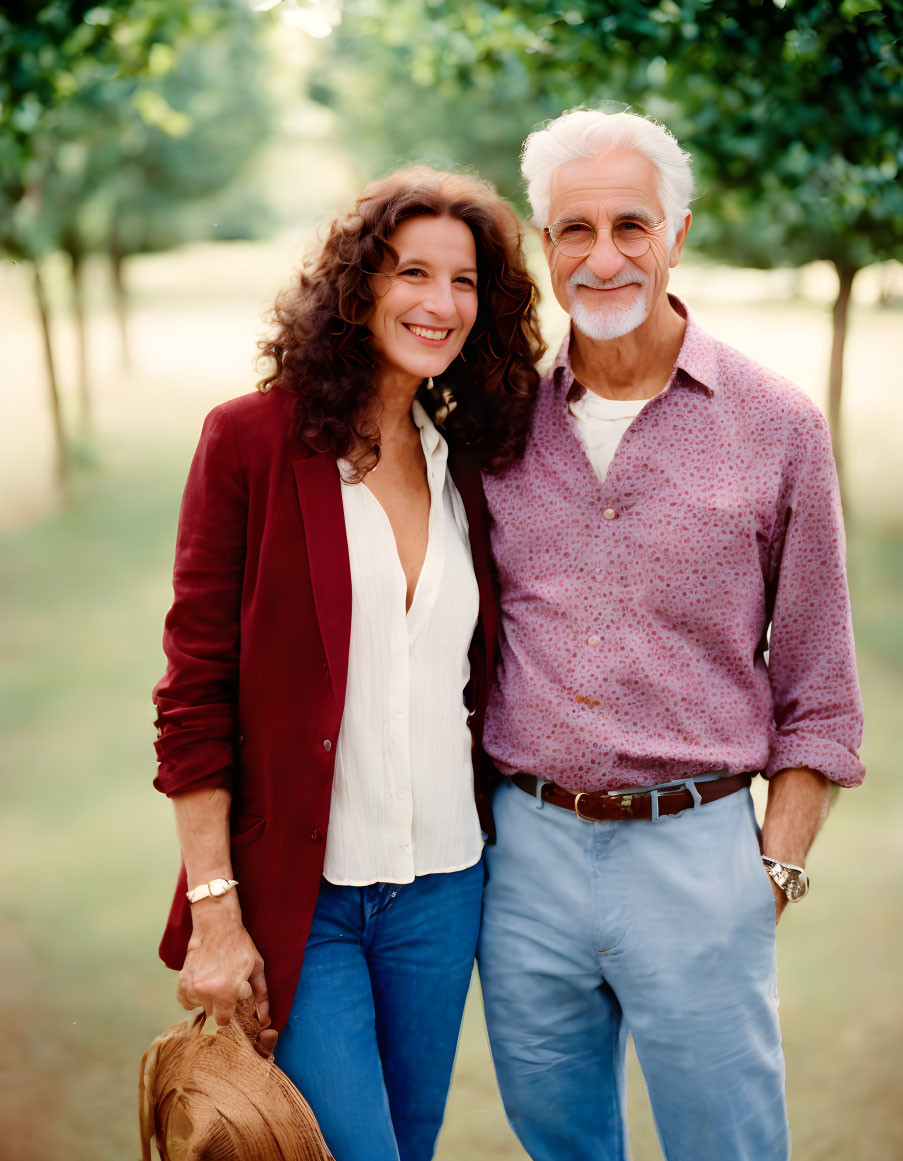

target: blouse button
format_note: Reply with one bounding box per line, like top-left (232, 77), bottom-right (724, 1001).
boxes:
top-left (602, 507), bottom-right (617, 520)
top-left (322, 739), bottom-right (332, 752)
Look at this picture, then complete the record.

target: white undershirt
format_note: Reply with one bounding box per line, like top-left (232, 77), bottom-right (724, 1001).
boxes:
top-left (568, 388), bottom-right (651, 483)
top-left (323, 402), bottom-right (483, 886)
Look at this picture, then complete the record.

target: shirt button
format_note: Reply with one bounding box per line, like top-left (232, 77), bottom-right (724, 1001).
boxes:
top-left (602, 507), bottom-right (617, 520)
top-left (587, 635), bottom-right (600, 647)
top-left (322, 739), bottom-right (332, 752)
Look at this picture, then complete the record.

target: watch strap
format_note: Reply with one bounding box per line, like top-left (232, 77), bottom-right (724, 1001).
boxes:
top-left (186, 878), bottom-right (239, 904)
top-left (761, 856), bottom-right (809, 902)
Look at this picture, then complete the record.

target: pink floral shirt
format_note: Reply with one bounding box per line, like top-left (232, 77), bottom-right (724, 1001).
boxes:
top-left (483, 298), bottom-right (865, 792)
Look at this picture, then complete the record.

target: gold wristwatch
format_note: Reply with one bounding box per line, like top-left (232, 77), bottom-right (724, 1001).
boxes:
top-left (761, 857), bottom-right (809, 902)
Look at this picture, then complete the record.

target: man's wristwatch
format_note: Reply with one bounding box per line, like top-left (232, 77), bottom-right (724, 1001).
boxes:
top-left (185, 878), bottom-right (239, 904)
top-left (761, 857), bottom-right (809, 902)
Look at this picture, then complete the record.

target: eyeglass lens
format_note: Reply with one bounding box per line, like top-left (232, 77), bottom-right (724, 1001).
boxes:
top-left (549, 221), bottom-right (655, 259)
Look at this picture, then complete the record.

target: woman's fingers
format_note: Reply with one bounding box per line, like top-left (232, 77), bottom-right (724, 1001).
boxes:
top-left (249, 957), bottom-right (271, 1028)
top-left (175, 925), bottom-right (269, 1029)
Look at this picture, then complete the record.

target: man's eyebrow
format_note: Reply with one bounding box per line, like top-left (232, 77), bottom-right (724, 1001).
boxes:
top-left (614, 208), bottom-right (661, 227)
top-left (551, 209), bottom-right (662, 227)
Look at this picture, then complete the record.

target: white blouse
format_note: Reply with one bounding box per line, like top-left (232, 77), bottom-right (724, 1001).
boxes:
top-left (323, 402), bottom-right (484, 886)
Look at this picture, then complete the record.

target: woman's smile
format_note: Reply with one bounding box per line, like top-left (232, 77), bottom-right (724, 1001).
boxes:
top-left (402, 323), bottom-right (454, 343)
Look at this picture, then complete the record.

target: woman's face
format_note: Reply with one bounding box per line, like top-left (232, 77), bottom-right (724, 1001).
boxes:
top-left (366, 214), bottom-right (479, 390)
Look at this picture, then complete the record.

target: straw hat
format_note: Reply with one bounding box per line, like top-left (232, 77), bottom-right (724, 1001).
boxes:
top-left (139, 989), bottom-right (334, 1161)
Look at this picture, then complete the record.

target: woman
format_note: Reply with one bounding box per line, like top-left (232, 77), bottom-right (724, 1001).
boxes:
top-left (152, 166), bottom-right (544, 1161)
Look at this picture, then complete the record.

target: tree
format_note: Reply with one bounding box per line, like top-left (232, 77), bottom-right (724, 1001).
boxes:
top-left (0, 1), bottom-right (275, 487)
top-left (315, 0), bottom-right (903, 489)
top-left (1, 1), bottom-right (196, 487)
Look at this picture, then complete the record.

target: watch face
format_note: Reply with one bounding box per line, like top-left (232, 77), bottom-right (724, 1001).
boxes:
top-left (786, 874), bottom-right (808, 901)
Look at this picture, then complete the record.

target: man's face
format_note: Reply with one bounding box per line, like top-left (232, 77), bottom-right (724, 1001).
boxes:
top-left (542, 150), bottom-right (689, 342)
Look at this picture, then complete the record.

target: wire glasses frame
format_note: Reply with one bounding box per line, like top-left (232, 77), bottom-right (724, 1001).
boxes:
top-left (544, 218), bottom-right (668, 260)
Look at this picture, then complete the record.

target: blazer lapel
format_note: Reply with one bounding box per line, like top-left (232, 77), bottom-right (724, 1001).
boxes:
top-left (447, 443), bottom-right (499, 674)
top-left (293, 454), bottom-right (351, 711)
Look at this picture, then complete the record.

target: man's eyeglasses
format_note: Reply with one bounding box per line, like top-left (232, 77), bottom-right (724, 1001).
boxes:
top-left (544, 218), bottom-right (667, 260)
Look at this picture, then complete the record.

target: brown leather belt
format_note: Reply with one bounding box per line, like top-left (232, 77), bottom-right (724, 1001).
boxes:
top-left (511, 771), bottom-right (752, 822)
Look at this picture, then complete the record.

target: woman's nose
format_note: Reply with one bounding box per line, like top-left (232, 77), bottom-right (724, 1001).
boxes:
top-left (423, 280), bottom-right (456, 317)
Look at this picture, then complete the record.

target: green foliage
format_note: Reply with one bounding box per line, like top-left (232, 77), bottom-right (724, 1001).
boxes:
top-left (316, 0), bottom-right (903, 271)
top-left (0, 1), bottom-right (277, 262)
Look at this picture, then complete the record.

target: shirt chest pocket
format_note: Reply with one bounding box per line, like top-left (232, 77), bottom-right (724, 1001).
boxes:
top-left (628, 498), bottom-right (765, 620)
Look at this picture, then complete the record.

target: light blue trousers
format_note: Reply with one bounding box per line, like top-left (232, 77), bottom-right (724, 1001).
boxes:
top-left (478, 778), bottom-right (790, 1161)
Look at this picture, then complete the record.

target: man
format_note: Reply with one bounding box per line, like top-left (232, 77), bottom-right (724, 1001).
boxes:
top-left (477, 108), bottom-right (864, 1161)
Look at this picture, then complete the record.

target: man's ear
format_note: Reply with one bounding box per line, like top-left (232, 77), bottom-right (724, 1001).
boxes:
top-left (540, 224), bottom-right (554, 265)
top-left (669, 211), bottom-right (692, 269)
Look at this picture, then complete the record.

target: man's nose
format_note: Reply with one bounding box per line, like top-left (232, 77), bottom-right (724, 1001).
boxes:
top-left (583, 229), bottom-right (627, 279)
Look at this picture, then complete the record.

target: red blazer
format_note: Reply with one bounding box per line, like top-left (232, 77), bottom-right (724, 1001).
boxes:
top-left (154, 388), bottom-right (499, 1031)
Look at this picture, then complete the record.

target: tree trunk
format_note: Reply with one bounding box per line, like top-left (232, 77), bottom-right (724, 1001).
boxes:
top-left (32, 261), bottom-right (69, 492)
top-left (109, 234), bottom-right (132, 372)
top-left (828, 262), bottom-right (857, 507)
top-left (66, 241), bottom-right (92, 437)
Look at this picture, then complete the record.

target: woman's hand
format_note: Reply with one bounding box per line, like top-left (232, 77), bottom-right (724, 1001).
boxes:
top-left (176, 893), bottom-right (271, 1029)
top-left (170, 787), bottom-right (275, 1048)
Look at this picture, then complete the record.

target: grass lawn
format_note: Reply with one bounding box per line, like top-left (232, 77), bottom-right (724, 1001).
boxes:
top-left (1, 242), bottom-right (901, 1159)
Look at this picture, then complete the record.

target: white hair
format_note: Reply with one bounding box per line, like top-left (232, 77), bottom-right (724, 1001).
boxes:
top-left (521, 108), bottom-right (695, 242)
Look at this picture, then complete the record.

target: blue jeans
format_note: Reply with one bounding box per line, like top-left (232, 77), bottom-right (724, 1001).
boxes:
top-left (275, 862), bottom-right (483, 1161)
top-left (478, 778), bottom-right (789, 1161)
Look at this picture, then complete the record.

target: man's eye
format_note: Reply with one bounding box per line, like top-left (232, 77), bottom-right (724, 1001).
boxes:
top-left (562, 223), bottom-right (592, 234)
top-left (616, 221), bottom-right (646, 234)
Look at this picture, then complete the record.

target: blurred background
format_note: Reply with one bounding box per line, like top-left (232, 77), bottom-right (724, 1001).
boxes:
top-left (1, 2), bottom-right (901, 1158)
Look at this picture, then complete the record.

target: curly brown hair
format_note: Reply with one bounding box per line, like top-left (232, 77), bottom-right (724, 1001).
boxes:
top-left (257, 166), bottom-right (545, 477)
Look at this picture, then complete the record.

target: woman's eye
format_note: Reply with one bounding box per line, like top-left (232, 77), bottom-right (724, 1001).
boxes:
top-left (397, 267), bottom-right (426, 278)
top-left (455, 276), bottom-right (477, 289)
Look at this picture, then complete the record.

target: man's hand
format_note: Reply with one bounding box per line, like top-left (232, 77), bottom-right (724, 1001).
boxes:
top-left (176, 895), bottom-right (270, 1030)
top-left (760, 765), bottom-right (833, 925)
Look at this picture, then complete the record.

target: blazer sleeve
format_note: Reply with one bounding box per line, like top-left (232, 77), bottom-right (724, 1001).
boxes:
top-left (153, 406), bottom-right (248, 797)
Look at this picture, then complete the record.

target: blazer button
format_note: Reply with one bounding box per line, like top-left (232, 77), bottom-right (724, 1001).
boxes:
top-left (322, 739), bottom-right (332, 752)
top-left (310, 828), bottom-right (324, 842)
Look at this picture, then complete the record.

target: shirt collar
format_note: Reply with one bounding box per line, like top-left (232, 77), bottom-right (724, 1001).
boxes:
top-left (338, 398), bottom-right (447, 484)
top-left (412, 398), bottom-right (448, 468)
top-left (550, 295), bottom-right (718, 399)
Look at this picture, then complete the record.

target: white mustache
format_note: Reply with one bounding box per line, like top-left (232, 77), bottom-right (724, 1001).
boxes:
top-left (569, 267), bottom-right (647, 291)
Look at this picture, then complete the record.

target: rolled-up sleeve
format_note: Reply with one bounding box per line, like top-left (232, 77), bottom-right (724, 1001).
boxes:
top-left (153, 406), bottom-right (248, 797)
top-left (765, 409), bottom-right (864, 785)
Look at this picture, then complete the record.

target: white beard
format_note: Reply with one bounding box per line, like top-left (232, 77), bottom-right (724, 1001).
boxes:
top-left (567, 266), bottom-right (649, 341)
